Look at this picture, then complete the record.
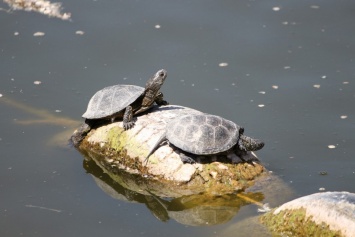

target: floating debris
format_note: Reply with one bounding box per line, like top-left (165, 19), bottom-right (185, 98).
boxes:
top-left (55, 110), bottom-right (61, 113)
top-left (0, 94), bottom-right (3, 97)
top-left (328, 145), bottom-right (336, 149)
top-left (154, 24), bottom-right (161, 29)
top-left (33, 80), bottom-right (42, 85)
top-left (319, 187), bottom-right (325, 191)
top-left (258, 203), bottom-right (271, 213)
top-left (313, 84), bottom-right (321, 88)
top-left (321, 75), bottom-right (327, 79)
top-left (259, 91), bottom-right (266, 94)
top-left (218, 62), bottom-right (228, 67)
top-left (33, 32), bottom-right (45, 37)
top-left (4, 0), bottom-right (71, 21)
top-left (310, 5), bottom-right (320, 9)
top-left (75, 30), bottom-right (84, 35)
top-left (14, 31), bottom-right (19, 36)
top-left (272, 85), bottom-right (279, 89)
top-left (272, 6), bottom-right (281, 11)
top-left (319, 171), bottom-right (328, 176)
top-left (343, 81), bottom-right (349, 84)
top-left (258, 104), bottom-right (265, 108)
top-left (340, 115), bottom-right (348, 119)
top-left (284, 66), bottom-right (291, 69)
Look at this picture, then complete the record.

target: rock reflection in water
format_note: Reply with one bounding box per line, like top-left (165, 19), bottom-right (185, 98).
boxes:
top-left (84, 159), bottom-right (265, 226)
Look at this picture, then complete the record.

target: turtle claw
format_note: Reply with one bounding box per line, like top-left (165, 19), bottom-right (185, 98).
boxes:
top-left (123, 121), bottom-right (135, 130)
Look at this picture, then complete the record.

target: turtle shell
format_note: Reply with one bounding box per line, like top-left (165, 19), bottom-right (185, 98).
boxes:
top-left (82, 84), bottom-right (144, 119)
top-left (166, 114), bottom-right (241, 155)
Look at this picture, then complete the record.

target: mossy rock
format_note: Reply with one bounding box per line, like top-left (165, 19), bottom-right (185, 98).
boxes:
top-left (260, 192), bottom-right (355, 237)
top-left (75, 105), bottom-right (265, 197)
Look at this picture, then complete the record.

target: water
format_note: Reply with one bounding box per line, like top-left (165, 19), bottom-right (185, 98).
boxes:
top-left (1, 0), bottom-right (355, 236)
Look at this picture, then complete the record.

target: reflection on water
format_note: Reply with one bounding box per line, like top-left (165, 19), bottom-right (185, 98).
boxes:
top-left (84, 158), bottom-right (265, 226)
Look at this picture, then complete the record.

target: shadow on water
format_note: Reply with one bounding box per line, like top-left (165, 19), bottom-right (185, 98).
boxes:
top-left (83, 158), bottom-right (265, 226)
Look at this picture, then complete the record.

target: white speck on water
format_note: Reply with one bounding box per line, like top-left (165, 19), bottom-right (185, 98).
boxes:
top-left (272, 85), bottom-right (279, 89)
top-left (343, 81), bottom-right (349, 84)
top-left (313, 84), bottom-right (321, 88)
top-left (282, 21), bottom-right (288, 25)
top-left (214, 88), bottom-right (219, 91)
top-left (321, 75), bottom-right (327, 79)
top-left (55, 110), bottom-right (62, 113)
top-left (75, 30), bottom-right (85, 35)
top-left (259, 91), bottom-right (266, 94)
top-left (231, 83), bottom-right (236, 86)
top-left (180, 79), bottom-right (185, 82)
top-left (34, 81), bottom-right (42, 85)
top-left (272, 6), bottom-right (281, 11)
top-left (319, 187), bottom-right (325, 191)
top-left (258, 104), bottom-right (265, 108)
top-left (14, 32), bottom-right (19, 36)
top-left (328, 145), bottom-right (336, 149)
top-left (0, 94), bottom-right (2, 97)
top-left (310, 5), bottom-right (320, 9)
top-left (11, 78), bottom-right (15, 81)
top-left (284, 66), bottom-right (291, 69)
top-left (33, 32), bottom-right (45, 37)
top-left (218, 62), bottom-right (228, 67)
top-left (246, 74), bottom-right (250, 77)
top-left (191, 84), bottom-right (194, 87)
top-left (340, 115), bottom-right (347, 119)
top-left (154, 25), bottom-right (161, 29)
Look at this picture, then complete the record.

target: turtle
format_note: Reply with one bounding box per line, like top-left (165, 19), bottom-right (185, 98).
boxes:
top-left (145, 114), bottom-right (264, 164)
top-left (71, 69), bottom-right (168, 147)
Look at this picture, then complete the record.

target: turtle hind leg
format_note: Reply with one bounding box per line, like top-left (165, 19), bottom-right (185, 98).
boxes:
top-left (179, 153), bottom-right (196, 164)
top-left (70, 121), bottom-right (92, 147)
top-left (239, 134), bottom-right (264, 151)
top-left (123, 106), bottom-right (135, 130)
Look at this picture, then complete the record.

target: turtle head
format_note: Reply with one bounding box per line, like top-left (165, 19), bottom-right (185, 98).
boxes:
top-left (238, 134), bottom-right (264, 151)
top-left (145, 69), bottom-right (167, 90)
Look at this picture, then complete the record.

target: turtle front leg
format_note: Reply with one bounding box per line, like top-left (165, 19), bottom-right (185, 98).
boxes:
top-left (123, 106), bottom-right (135, 130)
top-left (155, 92), bottom-right (169, 106)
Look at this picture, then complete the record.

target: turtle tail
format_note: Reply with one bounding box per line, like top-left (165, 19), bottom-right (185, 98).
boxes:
top-left (239, 134), bottom-right (264, 151)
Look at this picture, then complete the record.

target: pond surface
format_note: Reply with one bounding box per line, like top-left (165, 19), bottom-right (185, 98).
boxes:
top-left (1, 0), bottom-right (355, 236)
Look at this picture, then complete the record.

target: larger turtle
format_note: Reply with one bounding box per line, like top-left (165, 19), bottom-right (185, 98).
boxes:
top-left (71, 69), bottom-right (168, 147)
top-left (145, 114), bottom-right (264, 163)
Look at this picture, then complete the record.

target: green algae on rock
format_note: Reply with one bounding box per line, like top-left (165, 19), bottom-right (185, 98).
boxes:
top-left (260, 192), bottom-right (355, 237)
top-left (75, 105), bottom-right (265, 196)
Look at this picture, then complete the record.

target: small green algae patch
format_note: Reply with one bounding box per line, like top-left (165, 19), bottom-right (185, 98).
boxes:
top-left (260, 208), bottom-right (342, 237)
top-left (107, 126), bottom-right (126, 151)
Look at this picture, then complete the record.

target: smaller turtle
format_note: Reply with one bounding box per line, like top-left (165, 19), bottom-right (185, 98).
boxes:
top-left (71, 69), bottom-right (168, 147)
top-left (145, 114), bottom-right (264, 163)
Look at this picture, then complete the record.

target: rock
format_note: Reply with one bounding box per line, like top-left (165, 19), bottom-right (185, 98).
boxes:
top-left (260, 191), bottom-right (355, 237)
top-left (75, 105), bottom-right (265, 197)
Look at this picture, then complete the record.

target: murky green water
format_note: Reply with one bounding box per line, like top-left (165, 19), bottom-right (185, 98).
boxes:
top-left (1, 0), bottom-right (355, 236)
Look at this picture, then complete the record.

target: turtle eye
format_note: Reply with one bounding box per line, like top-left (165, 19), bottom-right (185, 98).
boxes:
top-left (159, 72), bottom-right (165, 77)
